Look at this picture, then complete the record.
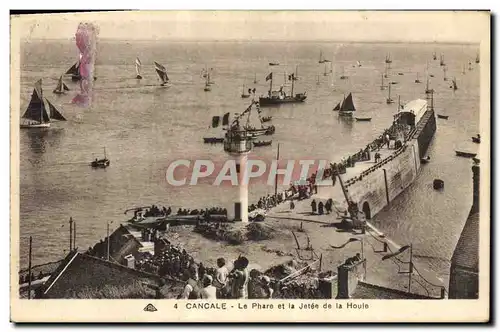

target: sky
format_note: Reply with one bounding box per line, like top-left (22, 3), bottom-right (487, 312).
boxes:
top-left (11, 11), bottom-right (489, 43)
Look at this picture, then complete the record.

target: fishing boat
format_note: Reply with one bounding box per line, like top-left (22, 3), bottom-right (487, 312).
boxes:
top-left (472, 135), bottom-right (481, 144)
top-left (253, 73), bottom-right (258, 84)
top-left (385, 53), bottom-right (392, 64)
top-left (386, 83), bottom-right (394, 104)
top-left (21, 79), bottom-right (67, 129)
top-left (203, 137), bottom-right (224, 144)
top-left (455, 150), bottom-right (477, 158)
top-left (433, 52), bottom-right (437, 60)
top-left (338, 93), bottom-right (356, 117)
top-left (204, 72), bottom-right (212, 92)
top-left (333, 102), bottom-right (340, 112)
top-left (475, 52), bottom-right (480, 64)
top-left (384, 63), bottom-right (390, 78)
top-left (440, 54), bottom-right (445, 66)
top-left (450, 77), bottom-right (458, 91)
top-left (53, 75), bottom-right (70, 94)
top-left (269, 62), bottom-right (280, 66)
top-left (425, 77), bottom-right (434, 94)
top-left (355, 117), bottom-right (372, 122)
top-left (437, 114), bottom-right (449, 120)
top-left (258, 72), bottom-right (306, 106)
top-left (65, 54), bottom-right (97, 82)
top-left (241, 82), bottom-right (250, 98)
top-left (91, 147), bottom-right (110, 168)
top-left (443, 65), bottom-right (448, 81)
top-left (318, 50), bottom-right (330, 64)
top-left (415, 72), bottom-right (421, 84)
top-left (135, 57), bottom-right (143, 79)
top-left (340, 66), bottom-right (348, 80)
top-left (398, 72), bottom-right (404, 76)
top-left (154, 61), bottom-right (170, 86)
top-left (261, 116), bottom-right (272, 122)
top-left (380, 73), bottom-right (387, 90)
top-left (253, 140), bottom-right (272, 147)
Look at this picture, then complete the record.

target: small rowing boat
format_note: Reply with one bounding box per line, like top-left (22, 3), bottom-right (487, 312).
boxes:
top-left (455, 150), bottom-right (477, 158)
top-left (355, 117), bottom-right (372, 122)
top-left (437, 114), bottom-right (449, 119)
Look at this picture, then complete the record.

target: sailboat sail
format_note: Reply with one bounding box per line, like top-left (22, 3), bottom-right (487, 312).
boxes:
top-left (46, 99), bottom-right (66, 121)
top-left (53, 75), bottom-right (70, 93)
top-left (154, 61), bottom-right (169, 84)
top-left (22, 79), bottom-right (49, 123)
top-left (135, 58), bottom-right (142, 76)
top-left (340, 93), bottom-right (356, 112)
top-left (333, 102), bottom-right (341, 111)
top-left (65, 62), bottom-right (79, 75)
top-left (212, 116), bottom-right (220, 128)
top-left (319, 50), bottom-right (324, 63)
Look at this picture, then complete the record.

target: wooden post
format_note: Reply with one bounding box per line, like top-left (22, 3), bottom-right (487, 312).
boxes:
top-left (319, 253), bottom-right (323, 271)
top-left (28, 236), bottom-right (32, 299)
top-left (73, 222), bottom-right (76, 250)
top-left (69, 217), bottom-right (73, 252)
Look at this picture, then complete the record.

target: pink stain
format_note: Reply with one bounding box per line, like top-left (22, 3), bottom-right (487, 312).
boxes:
top-left (71, 22), bottom-right (99, 107)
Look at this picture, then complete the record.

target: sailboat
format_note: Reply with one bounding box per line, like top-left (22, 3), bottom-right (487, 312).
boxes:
top-left (433, 52), bottom-right (437, 60)
top-left (53, 75), bottom-right (70, 94)
top-left (338, 93), bottom-right (356, 117)
top-left (380, 73), bottom-right (387, 90)
top-left (340, 66), bottom-right (347, 80)
top-left (386, 83), bottom-right (394, 104)
top-left (356, 61), bottom-right (362, 67)
top-left (414, 72), bottom-right (421, 84)
top-left (21, 79), bottom-right (66, 128)
top-left (91, 147), bottom-right (110, 168)
top-left (65, 54), bottom-right (97, 82)
top-left (384, 63), bottom-right (390, 78)
top-left (385, 53), bottom-right (392, 64)
top-left (333, 101), bottom-right (341, 112)
top-left (253, 73), bottom-right (258, 84)
top-left (425, 77), bottom-right (434, 94)
top-left (241, 81), bottom-right (250, 98)
top-left (204, 72), bottom-right (211, 92)
top-left (443, 65), bottom-right (448, 81)
top-left (475, 52), bottom-right (480, 64)
top-left (154, 61), bottom-right (170, 86)
top-left (135, 57), bottom-right (143, 79)
top-left (450, 77), bottom-right (458, 91)
top-left (440, 54), bottom-right (445, 66)
top-left (323, 63), bottom-right (328, 76)
top-left (318, 50), bottom-right (325, 64)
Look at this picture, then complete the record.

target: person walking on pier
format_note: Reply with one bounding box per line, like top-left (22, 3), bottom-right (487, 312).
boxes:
top-left (311, 199), bottom-right (317, 215)
top-left (318, 201), bottom-right (324, 215)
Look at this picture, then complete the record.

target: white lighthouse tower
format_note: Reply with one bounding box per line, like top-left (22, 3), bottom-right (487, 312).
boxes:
top-left (223, 105), bottom-right (254, 223)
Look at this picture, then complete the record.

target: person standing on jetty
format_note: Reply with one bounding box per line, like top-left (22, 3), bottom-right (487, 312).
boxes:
top-left (311, 199), bottom-right (317, 214)
top-left (230, 256), bottom-right (250, 299)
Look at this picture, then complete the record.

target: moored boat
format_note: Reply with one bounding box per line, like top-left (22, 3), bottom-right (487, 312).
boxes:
top-left (253, 140), bottom-right (272, 147)
top-left (135, 57), bottom-right (143, 79)
top-left (269, 62), bottom-right (279, 66)
top-left (338, 93), bottom-right (356, 117)
top-left (472, 135), bottom-right (481, 144)
top-left (437, 114), bottom-right (449, 119)
top-left (355, 117), bottom-right (372, 122)
top-left (455, 150), bottom-right (477, 158)
top-left (203, 137), bottom-right (224, 144)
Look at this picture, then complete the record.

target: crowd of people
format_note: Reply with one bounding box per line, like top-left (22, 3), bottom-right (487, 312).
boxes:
top-left (248, 191), bottom-right (291, 213)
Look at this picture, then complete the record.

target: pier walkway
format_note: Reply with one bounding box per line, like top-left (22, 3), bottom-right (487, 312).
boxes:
top-left (265, 196), bottom-right (446, 298)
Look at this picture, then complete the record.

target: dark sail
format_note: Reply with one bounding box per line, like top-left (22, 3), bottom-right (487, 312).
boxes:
top-left (154, 61), bottom-right (169, 83)
top-left (63, 83), bottom-right (70, 91)
top-left (65, 62), bottom-right (79, 75)
top-left (22, 79), bottom-right (49, 123)
top-left (340, 93), bottom-right (356, 112)
top-left (46, 99), bottom-right (66, 121)
top-left (333, 102), bottom-right (341, 111)
top-left (222, 112), bottom-right (230, 126)
top-left (212, 116), bottom-right (220, 128)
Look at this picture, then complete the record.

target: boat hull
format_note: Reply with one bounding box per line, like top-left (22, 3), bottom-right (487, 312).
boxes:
top-left (20, 123), bottom-right (50, 129)
top-left (455, 151), bottom-right (477, 158)
top-left (355, 117), bottom-right (371, 122)
top-left (258, 95), bottom-right (307, 106)
top-left (437, 115), bottom-right (449, 119)
top-left (91, 159), bottom-right (110, 168)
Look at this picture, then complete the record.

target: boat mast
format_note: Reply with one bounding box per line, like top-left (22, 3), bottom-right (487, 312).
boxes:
top-left (104, 147), bottom-right (107, 159)
top-left (269, 72), bottom-right (273, 96)
top-left (291, 73), bottom-right (295, 96)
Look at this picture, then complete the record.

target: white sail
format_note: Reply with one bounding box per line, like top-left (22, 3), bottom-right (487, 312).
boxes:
top-left (135, 58), bottom-right (142, 76)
